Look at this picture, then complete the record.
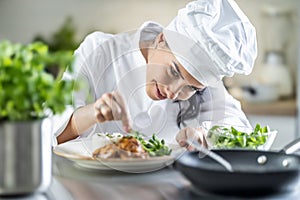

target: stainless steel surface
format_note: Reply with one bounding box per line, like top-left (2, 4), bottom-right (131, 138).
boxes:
top-left (297, 4), bottom-right (300, 140)
top-left (51, 154), bottom-right (300, 200)
top-left (52, 154), bottom-right (190, 200)
top-left (1, 153), bottom-right (299, 199)
top-left (0, 119), bottom-right (52, 195)
top-left (186, 139), bottom-right (234, 172)
top-left (1, 138), bottom-right (300, 199)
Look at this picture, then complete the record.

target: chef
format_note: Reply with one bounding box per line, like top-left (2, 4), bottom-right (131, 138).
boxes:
top-left (52, 0), bottom-right (257, 149)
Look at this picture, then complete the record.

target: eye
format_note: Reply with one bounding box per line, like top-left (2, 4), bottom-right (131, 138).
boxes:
top-left (187, 85), bottom-right (199, 92)
top-left (170, 66), bottom-right (180, 78)
top-left (186, 85), bottom-right (206, 93)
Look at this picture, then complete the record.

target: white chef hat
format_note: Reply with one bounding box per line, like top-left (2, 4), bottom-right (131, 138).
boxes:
top-left (163, 0), bottom-right (257, 87)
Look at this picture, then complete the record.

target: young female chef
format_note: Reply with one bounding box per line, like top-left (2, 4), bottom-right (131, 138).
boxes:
top-left (52, 0), bottom-right (257, 150)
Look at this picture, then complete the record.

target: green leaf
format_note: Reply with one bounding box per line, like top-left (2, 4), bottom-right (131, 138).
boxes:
top-left (209, 124), bottom-right (271, 149)
top-left (129, 132), bottom-right (172, 157)
top-left (0, 40), bottom-right (76, 121)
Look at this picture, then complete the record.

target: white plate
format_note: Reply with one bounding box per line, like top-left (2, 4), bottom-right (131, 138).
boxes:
top-left (53, 139), bottom-right (185, 173)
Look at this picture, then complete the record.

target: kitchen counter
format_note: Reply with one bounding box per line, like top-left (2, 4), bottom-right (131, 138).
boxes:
top-left (240, 98), bottom-right (297, 116)
top-left (2, 154), bottom-right (300, 200)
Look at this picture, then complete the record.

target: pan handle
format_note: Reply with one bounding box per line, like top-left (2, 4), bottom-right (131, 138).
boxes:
top-left (280, 138), bottom-right (300, 154)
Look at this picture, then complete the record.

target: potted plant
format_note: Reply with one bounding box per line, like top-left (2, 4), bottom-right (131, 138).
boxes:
top-left (0, 40), bottom-right (74, 195)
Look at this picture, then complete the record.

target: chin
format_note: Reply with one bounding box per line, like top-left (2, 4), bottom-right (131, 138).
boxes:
top-left (146, 90), bottom-right (158, 100)
top-left (145, 84), bottom-right (159, 100)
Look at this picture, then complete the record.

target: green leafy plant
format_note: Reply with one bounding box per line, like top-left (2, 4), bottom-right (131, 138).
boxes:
top-left (33, 17), bottom-right (79, 77)
top-left (0, 40), bottom-right (75, 121)
top-left (207, 124), bottom-right (272, 149)
top-left (33, 17), bottom-right (79, 52)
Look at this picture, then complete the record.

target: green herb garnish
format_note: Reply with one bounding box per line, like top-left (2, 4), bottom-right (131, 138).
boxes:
top-left (208, 124), bottom-right (270, 149)
top-left (129, 131), bottom-right (172, 156)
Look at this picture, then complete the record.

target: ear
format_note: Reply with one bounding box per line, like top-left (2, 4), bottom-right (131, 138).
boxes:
top-left (155, 33), bottom-right (167, 48)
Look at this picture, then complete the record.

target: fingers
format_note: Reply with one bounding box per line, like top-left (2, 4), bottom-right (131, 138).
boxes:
top-left (176, 127), bottom-right (208, 151)
top-left (176, 127), bottom-right (196, 147)
top-left (112, 91), bottom-right (132, 132)
top-left (103, 94), bottom-right (122, 120)
top-left (94, 93), bottom-right (118, 123)
top-left (196, 127), bottom-right (208, 148)
top-left (94, 91), bottom-right (132, 132)
top-left (94, 102), bottom-right (105, 122)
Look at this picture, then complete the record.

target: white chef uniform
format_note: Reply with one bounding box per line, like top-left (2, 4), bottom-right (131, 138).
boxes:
top-left (50, 21), bottom-right (252, 146)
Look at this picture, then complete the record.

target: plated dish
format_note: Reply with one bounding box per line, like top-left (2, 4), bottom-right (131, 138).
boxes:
top-left (53, 133), bottom-right (184, 173)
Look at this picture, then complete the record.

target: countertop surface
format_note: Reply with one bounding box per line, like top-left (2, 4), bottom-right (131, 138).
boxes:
top-left (1, 154), bottom-right (300, 200)
top-left (240, 98), bottom-right (297, 116)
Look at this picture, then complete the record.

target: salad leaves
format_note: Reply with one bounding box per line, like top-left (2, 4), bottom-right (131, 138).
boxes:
top-left (207, 124), bottom-right (271, 149)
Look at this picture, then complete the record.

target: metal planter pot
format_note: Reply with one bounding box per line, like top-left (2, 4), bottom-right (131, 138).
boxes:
top-left (0, 119), bottom-right (52, 196)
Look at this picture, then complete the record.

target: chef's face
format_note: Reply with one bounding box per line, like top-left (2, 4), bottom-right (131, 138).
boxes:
top-left (145, 34), bottom-right (205, 101)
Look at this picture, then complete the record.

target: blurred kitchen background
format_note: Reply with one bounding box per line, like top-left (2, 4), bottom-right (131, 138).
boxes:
top-left (0, 0), bottom-right (299, 149)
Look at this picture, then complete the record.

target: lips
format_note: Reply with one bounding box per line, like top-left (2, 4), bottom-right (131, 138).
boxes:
top-left (155, 82), bottom-right (167, 100)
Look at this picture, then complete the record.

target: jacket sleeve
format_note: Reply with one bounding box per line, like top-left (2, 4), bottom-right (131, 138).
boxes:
top-left (50, 32), bottom-right (113, 146)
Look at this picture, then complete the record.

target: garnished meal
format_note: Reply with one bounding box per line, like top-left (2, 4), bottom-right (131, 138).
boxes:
top-left (92, 131), bottom-right (172, 159)
top-left (207, 124), bottom-right (276, 150)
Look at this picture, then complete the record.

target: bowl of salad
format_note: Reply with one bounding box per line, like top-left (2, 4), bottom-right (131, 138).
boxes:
top-left (206, 124), bottom-right (277, 150)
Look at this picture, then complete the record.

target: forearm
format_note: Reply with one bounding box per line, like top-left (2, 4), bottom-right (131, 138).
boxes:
top-left (57, 104), bottom-right (97, 144)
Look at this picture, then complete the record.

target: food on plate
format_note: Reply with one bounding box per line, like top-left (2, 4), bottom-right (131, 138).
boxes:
top-left (207, 124), bottom-right (276, 149)
top-left (93, 136), bottom-right (148, 159)
top-left (92, 131), bottom-right (172, 159)
top-left (132, 132), bottom-right (172, 157)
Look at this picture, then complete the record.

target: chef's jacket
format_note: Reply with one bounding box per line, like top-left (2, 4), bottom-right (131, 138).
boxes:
top-left (50, 21), bottom-right (251, 146)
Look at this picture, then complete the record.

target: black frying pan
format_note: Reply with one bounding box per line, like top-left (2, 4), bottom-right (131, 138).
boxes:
top-left (175, 138), bottom-right (300, 196)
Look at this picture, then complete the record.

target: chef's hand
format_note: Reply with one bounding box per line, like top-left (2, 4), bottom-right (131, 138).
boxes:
top-left (176, 127), bottom-right (208, 151)
top-left (93, 91), bottom-right (132, 132)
